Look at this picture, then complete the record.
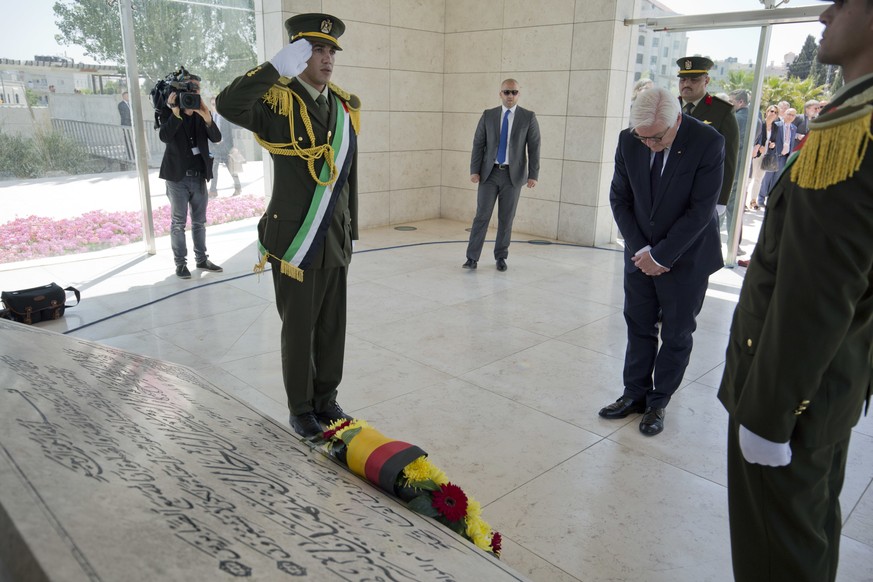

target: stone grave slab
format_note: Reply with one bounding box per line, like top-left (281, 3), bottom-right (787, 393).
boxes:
top-left (0, 320), bottom-right (525, 581)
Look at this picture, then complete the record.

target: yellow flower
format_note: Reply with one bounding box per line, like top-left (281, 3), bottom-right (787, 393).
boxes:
top-left (466, 498), bottom-right (482, 519)
top-left (429, 464), bottom-right (449, 485)
top-left (471, 531), bottom-right (493, 552)
top-left (403, 456), bottom-right (434, 483)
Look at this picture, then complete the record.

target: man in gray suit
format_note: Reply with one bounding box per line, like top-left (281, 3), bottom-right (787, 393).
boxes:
top-left (463, 79), bottom-right (540, 272)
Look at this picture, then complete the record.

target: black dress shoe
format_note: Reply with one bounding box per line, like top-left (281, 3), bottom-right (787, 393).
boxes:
top-left (639, 407), bottom-right (666, 436)
top-left (598, 396), bottom-right (645, 419)
top-left (289, 412), bottom-right (323, 440)
top-left (197, 259), bottom-right (223, 272)
top-left (315, 401), bottom-right (353, 425)
top-left (496, 258), bottom-right (507, 271)
top-left (462, 259), bottom-right (477, 269)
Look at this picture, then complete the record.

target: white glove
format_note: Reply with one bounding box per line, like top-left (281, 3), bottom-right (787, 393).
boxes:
top-left (269, 40), bottom-right (312, 78)
top-left (716, 204), bottom-right (726, 216)
top-left (739, 425), bottom-right (791, 467)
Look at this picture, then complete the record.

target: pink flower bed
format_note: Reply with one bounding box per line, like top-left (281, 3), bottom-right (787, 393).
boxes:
top-left (0, 195), bottom-right (265, 264)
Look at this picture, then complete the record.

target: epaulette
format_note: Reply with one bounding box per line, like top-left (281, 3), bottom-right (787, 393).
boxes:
top-left (711, 94), bottom-right (732, 108)
top-left (790, 85), bottom-right (873, 190)
top-left (329, 82), bottom-right (361, 134)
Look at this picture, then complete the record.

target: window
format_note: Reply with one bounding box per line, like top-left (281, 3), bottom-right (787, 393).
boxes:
top-left (650, 56), bottom-right (657, 65)
top-left (636, 54), bottom-right (644, 64)
top-left (652, 37), bottom-right (660, 47)
top-left (638, 35), bottom-right (646, 46)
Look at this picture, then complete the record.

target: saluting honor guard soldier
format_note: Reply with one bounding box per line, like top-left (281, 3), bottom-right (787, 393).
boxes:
top-left (677, 56), bottom-right (740, 218)
top-left (718, 0), bottom-right (873, 579)
top-left (217, 13), bottom-right (360, 440)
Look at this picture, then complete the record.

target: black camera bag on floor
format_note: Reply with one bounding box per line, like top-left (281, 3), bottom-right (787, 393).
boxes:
top-left (1, 283), bottom-right (80, 325)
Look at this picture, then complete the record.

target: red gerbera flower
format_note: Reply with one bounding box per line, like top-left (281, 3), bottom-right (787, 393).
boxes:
top-left (322, 419), bottom-right (352, 441)
top-left (491, 531), bottom-right (502, 556)
top-left (431, 483), bottom-right (468, 522)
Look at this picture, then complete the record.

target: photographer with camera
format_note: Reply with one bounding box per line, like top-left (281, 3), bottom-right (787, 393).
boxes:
top-left (157, 69), bottom-right (223, 279)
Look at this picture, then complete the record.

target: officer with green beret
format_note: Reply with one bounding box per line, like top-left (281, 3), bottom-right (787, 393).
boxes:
top-left (676, 56), bottom-right (739, 222)
top-left (216, 13), bottom-right (360, 440)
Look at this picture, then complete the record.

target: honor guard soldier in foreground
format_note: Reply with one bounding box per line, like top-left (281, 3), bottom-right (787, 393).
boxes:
top-left (217, 13), bottom-right (360, 439)
top-left (676, 56), bottom-right (739, 219)
top-left (718, 0), bottom-right (873, 579)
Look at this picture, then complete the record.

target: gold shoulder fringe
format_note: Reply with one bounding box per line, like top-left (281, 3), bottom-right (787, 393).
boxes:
top-left (329, 82), bottom-right (362, 135)
top-left (790, 105), bottom-right (872, 190)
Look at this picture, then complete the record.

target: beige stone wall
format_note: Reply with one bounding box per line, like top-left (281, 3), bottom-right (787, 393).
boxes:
top-left (254, 0), bottom-right (638, 246)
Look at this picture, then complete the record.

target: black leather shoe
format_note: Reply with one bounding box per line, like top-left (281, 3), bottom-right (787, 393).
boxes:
top-left (639, 407), bottom-right (666, 436)
top-left (197, 260), bottom-right (223, 272)
top-left (315, 401), bottom-right (352, 425)
top-left (289, 412), bottom-right (323, 440)
top-left (462, 259), bottom-right (478, 269)
top-left (496, 258), bottom-right (507, 271)
top-left (598, 396), bottom-right (645, 419)
top-left (175, 265), bottom-right (191, 279)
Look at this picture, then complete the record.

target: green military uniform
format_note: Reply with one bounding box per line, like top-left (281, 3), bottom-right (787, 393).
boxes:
top-left (678, 57), bottom-right (740, 206)
top-left (718, 73), bottom-right (873, 581)
top-left (216, 52), bottom-right (359, 417)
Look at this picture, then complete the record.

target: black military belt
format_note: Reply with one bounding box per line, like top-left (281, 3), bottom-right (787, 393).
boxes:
top-left (185, 169), bottom-right (202, 177)
top-left (494, 163), bottom-right (509, 169)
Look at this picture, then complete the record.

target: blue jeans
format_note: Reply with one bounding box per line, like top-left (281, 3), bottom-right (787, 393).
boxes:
top-left (165, 176), bottom-right (208, 266)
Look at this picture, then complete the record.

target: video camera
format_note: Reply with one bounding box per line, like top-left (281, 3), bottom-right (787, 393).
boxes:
top-left (149, 66), bottom-right (202, 128)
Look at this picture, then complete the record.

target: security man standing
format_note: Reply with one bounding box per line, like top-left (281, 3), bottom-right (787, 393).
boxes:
top-left (676, 56), bottom-right (739, 220)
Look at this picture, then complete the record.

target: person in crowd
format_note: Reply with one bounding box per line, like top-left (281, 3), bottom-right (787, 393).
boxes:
top-left (599, 86), bottom-right (724, 436)
top-left (158, 71), bottom-right (223, 279)
top-left (462, 79), bottom-right (540, 272)
top-left (793, 98), bottom-right (822, 142)
top-left (208, 96), bottom-right (242, 198)
top-left (755, 106), bottom-right (796, 209)
top-left (676, 56), bottom-right (739, 223)
top-left (118, 91), bottom-right (133, 160)
top-left (776, 100), bottom-right (790, 119)
top-left (719, 1), bottom-right (873, 579)
top-left (217, 13), bottom-right (359, 440)
top-left (629, 77), bottom-right (654, 123)
top-left (725, 89), bottom-right (755, 249)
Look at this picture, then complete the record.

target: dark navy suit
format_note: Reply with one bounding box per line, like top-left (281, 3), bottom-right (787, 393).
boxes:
top-left (610, 115), bottom-right (725, 408)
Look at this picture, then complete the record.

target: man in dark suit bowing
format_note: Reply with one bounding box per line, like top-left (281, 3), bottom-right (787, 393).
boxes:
top-left (463, 79), bottom-right (540, 272)
top-left (599, 86), bottom-right (725, 436)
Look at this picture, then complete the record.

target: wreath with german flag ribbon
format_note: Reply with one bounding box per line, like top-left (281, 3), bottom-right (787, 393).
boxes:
top-left (321, 419), bottom-right (502, 557)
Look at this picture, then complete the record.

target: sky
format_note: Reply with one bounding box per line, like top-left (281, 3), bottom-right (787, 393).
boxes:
top-left (0, 0), bottom-right (826, 67)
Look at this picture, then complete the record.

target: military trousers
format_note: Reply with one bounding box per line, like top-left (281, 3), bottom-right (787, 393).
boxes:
top-left (726, 417), bottom-right (849, 582)
top-left (271, 264), bottom-right (347, 416)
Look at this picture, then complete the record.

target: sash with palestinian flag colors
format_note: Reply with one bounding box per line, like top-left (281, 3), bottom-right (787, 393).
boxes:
top-left (345, 427), bottom-right (427, 495)
top-left (256, 93), bottom-right (356, 282)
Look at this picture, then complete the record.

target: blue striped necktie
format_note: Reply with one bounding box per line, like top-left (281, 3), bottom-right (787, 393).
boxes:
top-left (497, 109), bottom-right (510, 164)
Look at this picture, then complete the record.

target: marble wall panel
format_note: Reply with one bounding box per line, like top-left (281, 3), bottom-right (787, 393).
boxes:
top-left (358, 190), bottom-right (391, 228)
top-left (503, 0), bottom-right (575, 28)
top-left (512, 197), bottom-right (560, 240)
top-left (564, 116), bottom-right (608, 163)
top-left (390, 0), bottom-right (446, 32)
top-left (441, 149), bottom-right (475, 190)
top-left (440, 186), bottom-right (479, 223)
top-left (442, 112), bottom-right (481, 152)
top-left (444, 30), bottom-right (504, 73)
top-left (570, 21), bottom-right (614, 71)
top-left (390, 186), bottom-right (443, 223)
top-left (560, 160), bottom-right (602, 207)
top-left (390, 150), bottom-right (442, 190)
top-left (391, 28), bottom-right (445, 72)
top-left (335, 21), bottom-right (390, 69)
top-left (323, 0), bottom-right (391, 25)
top-left (567, 70), bottom-right (610, 118)
top-left (536, 115), bottom-right (566, 160)
top-left (356, 111), bottom-right (390, 153)
top-left (514, 71), bottom-right (570, 117)
top-left (443, 72), bottom-right (504, 113)
top-left (445, 0), bottom-right (505, 33)
top-left (574, 0), bottom-right (637, 22)
top-left (557, 202), bottom-right (597, 246)
top-left (501, 24), bottom-right (573, 72)
top-left (334, 67), bottom-right (390, 111)
top-left (391, 71), bottom-right (444, 112)
top-left (358, 152), bottom-right (391, 194)
top-left (389, 111), bottom-right (443, 151)
top-left (526, 158), bottom-right (562, 203)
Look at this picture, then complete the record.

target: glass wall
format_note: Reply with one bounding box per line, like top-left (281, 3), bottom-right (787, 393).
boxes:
top-left (0, 0), bottom-right (260, 268)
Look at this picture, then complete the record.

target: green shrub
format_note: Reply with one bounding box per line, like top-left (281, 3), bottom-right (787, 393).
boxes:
top-left (33, 129), bottom-right (92, 175)
top-left (0, 131), bottom-right (43, 178)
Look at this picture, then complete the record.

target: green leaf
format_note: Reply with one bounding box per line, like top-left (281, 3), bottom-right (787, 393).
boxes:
top-left (446, 518), bottom-right (467, 535)
top-left (413, 479), bottom-right (440, 492)
top-left (407, 495), bottom-right (439, 518)
top-left (340, 426), bottom-right (362, 444)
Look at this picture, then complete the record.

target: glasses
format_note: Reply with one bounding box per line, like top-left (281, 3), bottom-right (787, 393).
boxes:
top-left (631, 128), bottom-right (669, 143)
top-left (501, 90), bottom-right (519, 95)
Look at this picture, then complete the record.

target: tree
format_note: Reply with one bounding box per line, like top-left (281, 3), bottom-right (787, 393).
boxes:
top-left (787, 35), bottom-right (818, 80)
top-left (721, 69), bottom-right (756, 92)
top-left (758, 75), bottom-right (828, 113)
top-left (53, 0), bottom-right (257, 92)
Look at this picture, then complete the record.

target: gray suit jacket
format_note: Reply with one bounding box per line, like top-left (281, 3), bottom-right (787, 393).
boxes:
top-left (470, 105), bottom-right (540, 187)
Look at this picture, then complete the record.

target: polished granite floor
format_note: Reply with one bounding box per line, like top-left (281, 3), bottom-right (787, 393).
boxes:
top-left (3, 217), bottom-right (873, 582)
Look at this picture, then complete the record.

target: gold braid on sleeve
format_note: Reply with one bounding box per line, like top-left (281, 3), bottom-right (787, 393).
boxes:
top-left (256, 84), bottom-right (338, 186)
